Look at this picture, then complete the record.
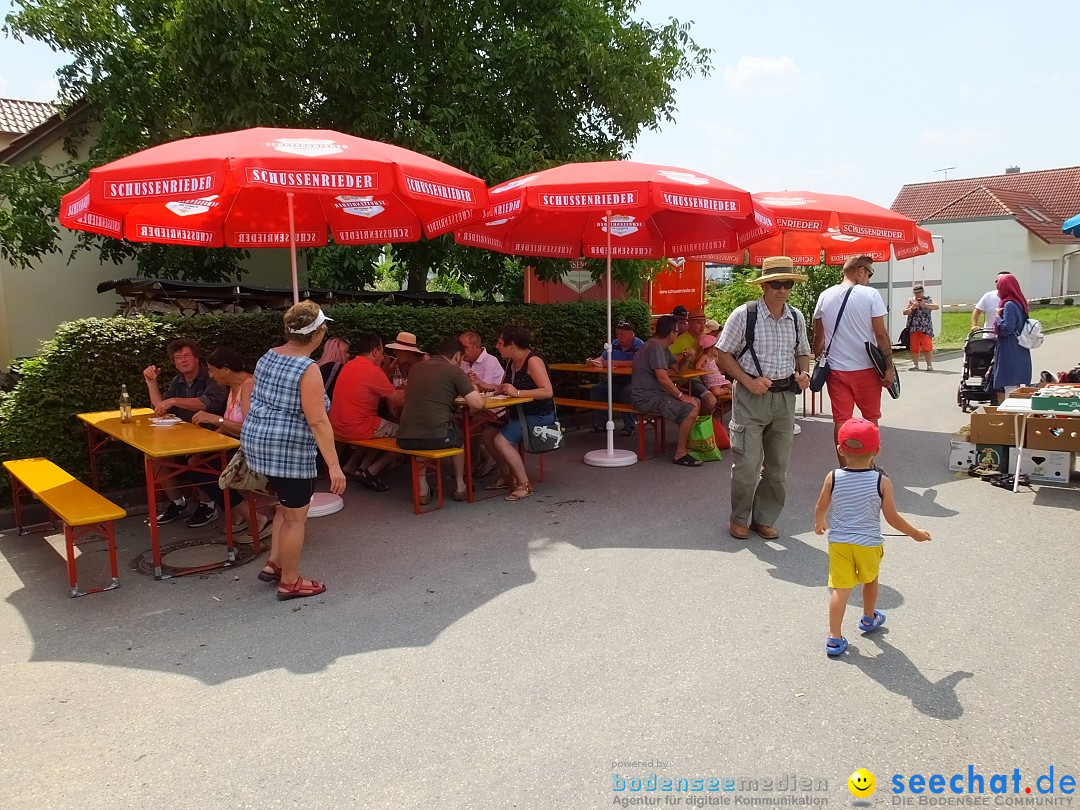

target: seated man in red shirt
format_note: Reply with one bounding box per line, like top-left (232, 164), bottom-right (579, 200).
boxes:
top-left (330, 333), bottom-right (399, 492)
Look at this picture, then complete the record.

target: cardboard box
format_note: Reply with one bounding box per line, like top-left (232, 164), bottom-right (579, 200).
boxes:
top-left (1009, 450), bottom-right (1075, 483)
top-left (948, 434), bottom-right (978, 472)
top-left (969, 406), bottom-right (1016, 445)
top-left (975, 443), bottom-right (1010, 473)
top-left (1025, 416), bottom-right (1080, 453)
top-left (1007, 386), bottom-right (1039, 398)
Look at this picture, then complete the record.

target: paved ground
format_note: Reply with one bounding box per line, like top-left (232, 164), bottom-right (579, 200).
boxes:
top-left (2, 330), bottom-right (1078, 809)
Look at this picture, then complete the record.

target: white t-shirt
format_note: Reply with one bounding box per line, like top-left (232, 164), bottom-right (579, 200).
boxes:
top-left (812, 283), bottom-right (887, 371)
top-left (975, 290), bottom-right (1000, 332)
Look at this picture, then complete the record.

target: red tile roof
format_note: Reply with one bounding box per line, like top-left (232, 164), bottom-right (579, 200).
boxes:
top-left (0, 98), bottom-right (56, 136)
top-left (892, 166), bottom-right (1080, 244)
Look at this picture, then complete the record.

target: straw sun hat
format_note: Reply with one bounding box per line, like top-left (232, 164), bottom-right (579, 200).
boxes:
top-left (752, 256), bottom-right (808, 285)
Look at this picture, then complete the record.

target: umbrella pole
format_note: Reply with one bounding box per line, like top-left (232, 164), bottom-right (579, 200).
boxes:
top-left (287, 192), bottom-right (299, 305)
top-left (584, 208), bottom-right (636, 468)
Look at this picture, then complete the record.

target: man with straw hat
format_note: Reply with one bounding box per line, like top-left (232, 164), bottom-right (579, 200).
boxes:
top-left (715, 257), bottom-right (812, 540)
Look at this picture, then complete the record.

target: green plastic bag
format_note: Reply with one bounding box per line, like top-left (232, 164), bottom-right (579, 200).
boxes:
top-left (687, 415), bottom-right (722, 462)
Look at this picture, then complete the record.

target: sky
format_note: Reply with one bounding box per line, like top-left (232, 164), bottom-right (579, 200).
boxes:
top-left (2, 0), bottom-right (1076, 209)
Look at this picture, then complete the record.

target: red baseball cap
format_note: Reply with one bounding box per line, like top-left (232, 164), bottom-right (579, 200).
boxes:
top-left (837, 419), bottom-right (880, 454)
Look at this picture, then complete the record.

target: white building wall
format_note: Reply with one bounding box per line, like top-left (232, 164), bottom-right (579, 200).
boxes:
top-left (922, 218), bottom-right (1032, 307)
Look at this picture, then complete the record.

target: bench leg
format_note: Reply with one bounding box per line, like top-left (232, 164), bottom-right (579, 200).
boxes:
top-left (410, 457), bottom-right (422, 515)
top-left (65, 522), bottom-right (121, 598)
top-left (636, 416), bottom-right (646, 460)
top-left (409, 457), bottom-right (445, 515)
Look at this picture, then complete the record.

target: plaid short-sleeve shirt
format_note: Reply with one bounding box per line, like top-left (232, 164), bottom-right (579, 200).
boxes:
top-left (716, 299), bottom-right (811, 379)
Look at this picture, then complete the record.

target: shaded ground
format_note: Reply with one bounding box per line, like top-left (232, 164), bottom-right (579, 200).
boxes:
top-left (2, 329), bottom-right (1078, 808)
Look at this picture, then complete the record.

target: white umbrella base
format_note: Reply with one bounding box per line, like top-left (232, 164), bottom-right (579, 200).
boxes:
top-left (583, 448), bottom-right (638, 468)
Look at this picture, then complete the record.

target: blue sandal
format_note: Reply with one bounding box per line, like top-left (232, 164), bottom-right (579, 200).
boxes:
top-left (859, 610), bottom-right (886, 633)
top-left (826, 636), bottom-right (849, 656)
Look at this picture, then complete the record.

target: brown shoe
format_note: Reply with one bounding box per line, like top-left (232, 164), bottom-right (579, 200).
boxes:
top-left (750, 522), bottom-right (779, 540)
top-left (728, 521), bottom-right (750, 540)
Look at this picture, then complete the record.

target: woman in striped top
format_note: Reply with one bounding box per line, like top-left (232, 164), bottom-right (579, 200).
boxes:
top-left (814, 419), bottom-right (931, 657)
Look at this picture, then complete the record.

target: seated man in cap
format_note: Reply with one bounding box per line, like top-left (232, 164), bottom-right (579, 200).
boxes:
top-left (671, 304), bottom-right (690, 336)
top-left (668, 307), bottom-right (719, 416)
top-left (631, 315), bottom-right (702, 467)
top-left (586, 320), bottom-right (644, 436)
top-left (715, 257), bottom-right (812, 540)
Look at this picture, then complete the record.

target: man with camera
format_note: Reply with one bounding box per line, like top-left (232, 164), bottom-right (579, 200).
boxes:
top-left (715, 257), bottom-right (812, 541)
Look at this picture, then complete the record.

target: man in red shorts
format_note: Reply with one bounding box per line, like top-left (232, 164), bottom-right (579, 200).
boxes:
top-left (812, 255), bottom-right (896, 464)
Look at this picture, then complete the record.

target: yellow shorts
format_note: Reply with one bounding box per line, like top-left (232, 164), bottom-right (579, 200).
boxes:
top-left (828, 543), bottom-right (884, 589)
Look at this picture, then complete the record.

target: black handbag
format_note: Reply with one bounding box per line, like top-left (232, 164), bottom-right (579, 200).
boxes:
top-left (865, 341), bottom-right (900, 400)
top-left (516, 405), bottom-right (563, 453)
top-left (810, 286), bottom-right (856, 393)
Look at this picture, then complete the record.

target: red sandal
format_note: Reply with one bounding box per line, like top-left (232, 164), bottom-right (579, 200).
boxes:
top-left (257, 560), bottom-right (282, 583)
top-left (277, 577), bottom-right (327, 600)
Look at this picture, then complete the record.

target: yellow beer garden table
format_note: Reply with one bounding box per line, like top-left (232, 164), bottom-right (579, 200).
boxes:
top-left (77, 409), bottom-right (259, 579)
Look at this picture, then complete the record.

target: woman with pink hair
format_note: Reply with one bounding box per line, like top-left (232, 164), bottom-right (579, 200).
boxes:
top-left (990, 273), bottom-right (1032, 394)
top-left (317, 337), bottom-right (350, 399)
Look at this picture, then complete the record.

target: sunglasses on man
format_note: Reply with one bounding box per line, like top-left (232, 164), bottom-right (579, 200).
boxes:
top-left (766, 280), bottom-right (795, 290)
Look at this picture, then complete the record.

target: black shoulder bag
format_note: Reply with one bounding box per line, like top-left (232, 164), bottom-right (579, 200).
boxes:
top-left (810, 286), bottom-right (855, 393)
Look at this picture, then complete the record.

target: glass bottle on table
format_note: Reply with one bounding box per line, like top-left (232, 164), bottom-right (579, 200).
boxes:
top-left (119, 384), bottom-right (132, 423)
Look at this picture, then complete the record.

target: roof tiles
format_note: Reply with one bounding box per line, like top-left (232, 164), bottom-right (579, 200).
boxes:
top-left (892, 166), bottom-right (1080, 244)
top-left (0, 98), bottom-right (56, 136)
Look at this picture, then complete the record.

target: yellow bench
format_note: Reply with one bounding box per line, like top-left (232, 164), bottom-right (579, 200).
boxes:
top-left (341, 436), bottom-right (463, 515)
top-left (3, 458), bottom-right (125, 597)
top-left (553, 397), bottom-right (667, 460)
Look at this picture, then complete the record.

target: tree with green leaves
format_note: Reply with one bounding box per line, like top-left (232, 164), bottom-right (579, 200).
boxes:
top-left (3, 0), bottom-right (710, 294)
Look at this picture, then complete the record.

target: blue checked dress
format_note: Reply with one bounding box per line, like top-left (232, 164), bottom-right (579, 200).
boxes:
top-left (241, 350), bottom-right (328, 479)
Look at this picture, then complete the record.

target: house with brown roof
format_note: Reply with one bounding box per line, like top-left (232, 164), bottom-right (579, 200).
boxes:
top-left (892, 166), bottom-right (1080, 307)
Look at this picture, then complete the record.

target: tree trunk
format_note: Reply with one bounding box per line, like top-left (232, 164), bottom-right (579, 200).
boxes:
top-left (406, 261), bottom-right (428, 293)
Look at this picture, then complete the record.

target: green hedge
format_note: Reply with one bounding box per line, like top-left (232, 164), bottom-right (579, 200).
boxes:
top-left (0, 300), bottom-right (651, 504)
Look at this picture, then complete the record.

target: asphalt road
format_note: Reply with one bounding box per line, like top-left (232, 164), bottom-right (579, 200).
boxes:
top-left (2, 329), bottom-right (1078, 809)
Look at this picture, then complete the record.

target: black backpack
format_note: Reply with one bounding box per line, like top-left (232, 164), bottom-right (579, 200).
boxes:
top-left (736, 302), bottom-right (804, 377)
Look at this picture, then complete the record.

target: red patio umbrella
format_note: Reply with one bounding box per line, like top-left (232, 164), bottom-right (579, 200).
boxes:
top-left (60, 127), bottom-right (489, 303)
top-left (454, 161), bottom-right (757, 467)
top-left (742, 191), bottom-right (932, 265)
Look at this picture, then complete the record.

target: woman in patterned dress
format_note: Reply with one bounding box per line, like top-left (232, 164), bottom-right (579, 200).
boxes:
top-left (242, 302), bottom-right (346, 599)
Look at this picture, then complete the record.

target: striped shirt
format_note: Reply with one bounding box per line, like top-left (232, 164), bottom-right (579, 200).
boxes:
top-left (717, 298), bottom-right (811, 379)
top-left (827, 468), bottom-right (884, 547)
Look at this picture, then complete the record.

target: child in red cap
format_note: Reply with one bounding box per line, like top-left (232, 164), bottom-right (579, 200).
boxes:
top-left (814, 418), bottom-right (931, 656)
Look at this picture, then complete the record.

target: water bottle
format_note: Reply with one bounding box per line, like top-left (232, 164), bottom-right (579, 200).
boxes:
top-left (392, 369), bottom-right (403, 388)
top-left (119, 384), bottom-right (132, 424)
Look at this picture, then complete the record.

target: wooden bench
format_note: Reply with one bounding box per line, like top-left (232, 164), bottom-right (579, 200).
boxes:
top-left (553, 398), bottom-right (667, 460)
top-left (3, 458), bottom-right (124, 597)
top-left (341, 436), bottom-right (463, 515)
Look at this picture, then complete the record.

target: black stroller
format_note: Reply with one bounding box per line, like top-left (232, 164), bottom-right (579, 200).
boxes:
top-left (957, 328), bottom-right (997, 412)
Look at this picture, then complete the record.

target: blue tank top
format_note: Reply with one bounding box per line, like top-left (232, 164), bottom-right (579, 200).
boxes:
top-left (827, 468), bottom-right (884, 547)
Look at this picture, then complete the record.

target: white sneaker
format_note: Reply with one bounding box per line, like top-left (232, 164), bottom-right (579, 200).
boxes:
top-left (793, 423), bottom-right (802, 435)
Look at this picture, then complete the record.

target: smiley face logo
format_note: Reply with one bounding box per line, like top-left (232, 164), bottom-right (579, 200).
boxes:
top-left (848, 768), bottom-right (876, 798)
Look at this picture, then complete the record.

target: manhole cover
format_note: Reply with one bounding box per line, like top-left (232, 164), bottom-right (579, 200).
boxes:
top-left (132, 537), bottom-right (265, 578)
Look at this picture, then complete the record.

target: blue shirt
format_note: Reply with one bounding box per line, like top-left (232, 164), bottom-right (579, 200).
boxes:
top-left (602, 336), bottom-right (644, 362)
